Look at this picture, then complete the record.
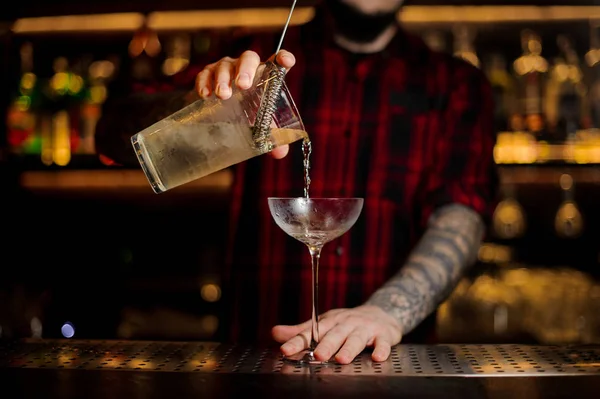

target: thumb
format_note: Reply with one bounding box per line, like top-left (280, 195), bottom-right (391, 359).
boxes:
top-left (271, 145), bottom-right (289, 159)
top-left (267, 49), bottom-right (296, 71)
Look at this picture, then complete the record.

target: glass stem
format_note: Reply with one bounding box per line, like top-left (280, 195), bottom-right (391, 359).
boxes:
top-left (308, 245), bottom-right (322, 351)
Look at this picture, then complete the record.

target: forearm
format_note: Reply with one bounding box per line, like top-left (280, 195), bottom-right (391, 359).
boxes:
top-left (364, 203), bottom-right (485, 335)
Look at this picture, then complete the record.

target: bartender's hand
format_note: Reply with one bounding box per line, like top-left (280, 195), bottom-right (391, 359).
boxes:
top-left (272, 305), bottom-right (403, 364)
top-left (195, 50), bottom-right (296, 160)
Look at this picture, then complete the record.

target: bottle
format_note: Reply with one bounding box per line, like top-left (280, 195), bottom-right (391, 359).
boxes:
top-left (513, 30), bottom-right (549, 141)
top-left (585, 21), bottom-right (600, 130)
top-left (485, 53), bottom-right (518, 134)
top-left (45, 57), bottom-right (85, 166)
top-left (453, 25), bottom-right (480, 69)
top-left (423, 30), bottom-right (447, 53)
top-left (6, 42), bottom-right (40, 155)
top-left (546, 35), bottom-right (586, 142)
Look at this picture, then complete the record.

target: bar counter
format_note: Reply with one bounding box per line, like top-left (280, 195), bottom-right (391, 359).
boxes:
top-left (1, 339), bottom-right (599, 398)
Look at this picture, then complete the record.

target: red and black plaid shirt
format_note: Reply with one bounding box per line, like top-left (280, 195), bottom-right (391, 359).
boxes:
top-left (120, 9), bottom-right (498, 344)
top-left (204, 11), bottom-right (499, 345)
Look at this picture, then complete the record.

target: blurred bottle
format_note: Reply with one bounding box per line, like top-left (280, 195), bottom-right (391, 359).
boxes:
top-left (6, 42), bottom-right (41, 155)
top-left (42, 56), bottom-right (89, 166)
top-left (545, 35), bottom-right (587, 142)
top-left (485, 53), bottom-right (519, 134)
top-left (423, 29), bottom-right (447, 53)
top-left (514, 30), bottom-right (549, 141)
top-left (453, 25), bottom-right (480, 69)
top-left (79, 58), bottom-right (116, 155)
top-left (585, 20), bottom-right (600, 129)
top-left (129, 25), bottom-right (161, 83)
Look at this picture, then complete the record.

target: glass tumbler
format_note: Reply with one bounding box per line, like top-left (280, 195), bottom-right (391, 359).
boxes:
top-left (131, 62), bottom-right (306, 193)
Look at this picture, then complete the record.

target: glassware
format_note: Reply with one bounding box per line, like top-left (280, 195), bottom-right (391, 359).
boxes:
top-left (131, 62), bottom-right (306, 193)
top-left (267, 197), bottom-right (364, 365)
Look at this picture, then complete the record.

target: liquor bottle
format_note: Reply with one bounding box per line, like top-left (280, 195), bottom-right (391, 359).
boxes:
top-left (485, 53), bottom-right (518, 134)
top-left (586, 21), bottom-right (600, 130)
top-left (6, 42), bottom-right (41, 155)
top-left (44, 56), bottom-right (86, 166)
top-left (513, 30), bottom-right (549, 141)
top-left (545, 35), bottom-right (586, 142)
top-left (162, 33), bottom-right (191, 76)
top-left (422, 29), bottom-right (447, 53)
top-left (453, 25), bottom-right (480, 69)
top-left (129, 24), bottom-right (161, 83)
top-left (80, 59), bottom-right (115, 155)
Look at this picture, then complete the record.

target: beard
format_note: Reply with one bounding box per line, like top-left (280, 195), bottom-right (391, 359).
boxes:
top-left (325, 0), bottom-right (402, 43)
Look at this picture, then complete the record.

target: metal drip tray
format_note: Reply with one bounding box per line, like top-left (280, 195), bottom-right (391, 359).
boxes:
top-left (2, 340), bottom-right (600, 377)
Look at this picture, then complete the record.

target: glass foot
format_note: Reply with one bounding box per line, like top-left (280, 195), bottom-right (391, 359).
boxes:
top-left (283, 349), bottom-right (330, 365)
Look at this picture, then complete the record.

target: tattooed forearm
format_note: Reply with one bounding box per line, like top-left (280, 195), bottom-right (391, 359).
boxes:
top-left (364, 203), bottom-right (485, 335)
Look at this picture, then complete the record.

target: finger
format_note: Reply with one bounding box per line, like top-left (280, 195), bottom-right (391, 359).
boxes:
top-left (213, 57), bottom-right (235, 99)
top-left (313, 323), bottom-right (355, 362)
top-left (195, 67), bottom-right (214, 98)
top-left (267, 49), bottom-right (296, 71)
top-left (273, 311), bottom-right (341, 343)
top-left (334, 329), bottom-right (370, 365)
top-left (280, 329), bottom-right (311, 356)
top-left (271, 145), bottom-right (289, 159)
top-left (272, 319), bottom-right (312, 343)
top-left (371, 336), bottom-right (393, 363)
top-left (235, 50), bottom-right (261, 90)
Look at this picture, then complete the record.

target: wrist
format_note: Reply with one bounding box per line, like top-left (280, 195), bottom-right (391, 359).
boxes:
top-left (360, 303), bottom-right (404, 332)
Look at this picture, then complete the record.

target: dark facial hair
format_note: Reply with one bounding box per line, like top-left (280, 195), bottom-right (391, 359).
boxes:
top-left (325, 0), bottom-right (401, 44)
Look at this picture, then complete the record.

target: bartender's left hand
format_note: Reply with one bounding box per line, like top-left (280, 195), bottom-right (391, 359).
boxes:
top-left (272, 305), bottom-right (402, 364)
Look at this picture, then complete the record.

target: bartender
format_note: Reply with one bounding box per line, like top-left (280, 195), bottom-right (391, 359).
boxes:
top-left (96, 0), bottom-right (498, 364)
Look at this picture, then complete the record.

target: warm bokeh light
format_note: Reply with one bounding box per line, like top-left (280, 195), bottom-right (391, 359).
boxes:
top-left (494, 130), bottom-right (600, 164)
top-left (201, 284), bottom-right (222, 303)
top-left (478, 243), bottom-right (513, 264)
top-left (19, 169), bottom-right (234, 192)
top-left (438, 267), bottom-right (599, 344)
top-left (11, 6), bottom-right (600, 34)
top-left (200, 315), bottom-right (219, 335)
top-left (12, 13), bottom-right (145, 33)
top-left (51, 111), bottom-right (71, 166)
top-left (146, 8), bottom-right (315, 31)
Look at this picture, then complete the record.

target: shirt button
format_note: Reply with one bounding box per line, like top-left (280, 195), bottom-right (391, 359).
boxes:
top-left (336, 246), bottom-right (344, 256)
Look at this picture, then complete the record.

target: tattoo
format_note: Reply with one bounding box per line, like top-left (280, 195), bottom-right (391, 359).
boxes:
top-left (364, 203), bottom-right (485, 335)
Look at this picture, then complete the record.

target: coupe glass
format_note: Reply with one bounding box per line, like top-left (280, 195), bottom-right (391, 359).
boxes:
top-left (267, 197), bottom-right (364, 365)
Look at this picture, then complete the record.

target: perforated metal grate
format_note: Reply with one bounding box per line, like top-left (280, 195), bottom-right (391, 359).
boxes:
top-left (1, 340), bottom-right (600, 376)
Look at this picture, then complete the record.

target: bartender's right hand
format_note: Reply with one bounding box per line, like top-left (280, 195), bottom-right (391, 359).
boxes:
top-left (195, 50), bottom-right (296, 160)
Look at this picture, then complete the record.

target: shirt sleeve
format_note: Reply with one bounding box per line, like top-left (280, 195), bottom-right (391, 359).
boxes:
top-left (420, 59), bottom-right (499, 229)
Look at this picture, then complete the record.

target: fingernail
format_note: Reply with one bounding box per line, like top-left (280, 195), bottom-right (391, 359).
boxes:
top-left (216, 84), bottom-right (230, 97)
top-left (281, 343), bottom-right (293, 353)
top-left (237, 73), bottom-right (250, 87)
